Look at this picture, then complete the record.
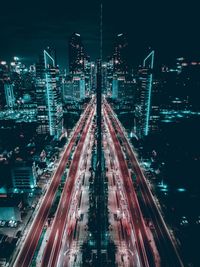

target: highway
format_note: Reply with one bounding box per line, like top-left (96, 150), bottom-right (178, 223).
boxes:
top-left (40, 104), bottom-right (95, 267)
top-left (103, 122), bottom-right (141, 267)
top-left (104, 99), bottom-right (184, 267)
top-left (103, 106), bottom-right (155, 267)
top-left (60, 121), bottom-right (95, 267)
top-left (13, 96), bottom-right (184, 267)
top-left (13, 100), bottom-right (94, 267)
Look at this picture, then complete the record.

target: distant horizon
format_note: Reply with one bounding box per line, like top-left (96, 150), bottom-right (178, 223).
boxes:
top-left (1, 0), bottom-right (199, 69)
top-left (1, 43), bottom-right (200, 72)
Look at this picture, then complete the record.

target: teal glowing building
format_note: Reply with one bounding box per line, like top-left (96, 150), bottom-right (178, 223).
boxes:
top-left (136, 50), bottom-right (154, 138)
top-left (36, 49), bottom-right (63, 139)
top-left (4, 83), bottom-right (15, 109)
top-left (11, 160), bottom-right (37, 192)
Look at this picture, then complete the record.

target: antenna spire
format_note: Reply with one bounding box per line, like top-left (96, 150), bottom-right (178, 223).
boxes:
top-left (100, 3), bottom-right (103, 60)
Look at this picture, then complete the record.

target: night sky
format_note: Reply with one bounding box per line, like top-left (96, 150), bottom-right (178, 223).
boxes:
top-left (0, 0), bottom-right (199, 69)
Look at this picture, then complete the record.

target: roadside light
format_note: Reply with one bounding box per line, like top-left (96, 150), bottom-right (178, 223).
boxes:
top-left (177, 188), bottom-right (186, 193)
top-left (14, 56), bottom-right (19, 61)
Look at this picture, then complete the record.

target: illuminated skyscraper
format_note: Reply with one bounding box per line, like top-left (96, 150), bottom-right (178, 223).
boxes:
top-left (85, 61), bottom-right (96, 96)
top-left (101, 61), bottom-right (113, 96)
top-left (90, 62), bottom-right (97, 93)
top-left (101, 62), bottom-right (108, 94)
top-left (136, 50), bottom-right (154, 138)
top-left (69, 33), bottom-right (87, 74)
top-left (149, 78), bottom-right (161, 133)
top-left (113, 33), bottom-right (128, 75)
top-left (68, 33), bottom-right (88, 99)
top-left (111, 34), bottom-right (128, 99)
top-left (112, 74), bottom-right (118, 99)
top-left (62, 75), bottom-right (86, 100)
top-left (79, 75), bottom-right (85, 99)
top-left (4, 83), bottom-right (15, 109)
top-left (0, 61), bottom-right (10, 110)
top-left (36, 49), bottom-right (63, 139)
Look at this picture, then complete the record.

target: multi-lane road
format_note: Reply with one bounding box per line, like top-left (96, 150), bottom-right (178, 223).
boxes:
top-left (60, 120), bottom-right (95, 267)
top-left (104, 105), bottom-right (155, 267)
top-left (13, 100), bottom-right (94, 267)
top-left (104, 99), bottom-right (184, 267)
top-left (103, 121), bottom-right (141, 267)
top-left (40, 105), bottom-right (95, 267)
top-left (13, 96), bottom-right (184, 267)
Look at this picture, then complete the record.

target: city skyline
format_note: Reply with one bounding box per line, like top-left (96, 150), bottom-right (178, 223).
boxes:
top-left (0, 1), bottom-right (199, 68)
top-left (0, 1), bottom-right (200, 267)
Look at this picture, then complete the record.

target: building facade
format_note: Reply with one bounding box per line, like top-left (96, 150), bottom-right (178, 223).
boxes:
top-left (36, 49), bottom-right (63, 139)
top-left (11, 161), bottom-right (37, 192)
top-left (135, 50), bottom-right (154, 138)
